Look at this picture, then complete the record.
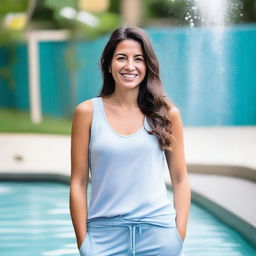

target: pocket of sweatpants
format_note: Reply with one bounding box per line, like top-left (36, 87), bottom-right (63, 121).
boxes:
top-left (175, 227), bottom-right (184, 246)
top-left (79, 232), bottom-right (89, 253)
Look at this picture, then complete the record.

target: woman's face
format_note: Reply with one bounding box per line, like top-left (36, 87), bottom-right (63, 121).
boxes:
top-left (110, 39), bottom-right (146, 91)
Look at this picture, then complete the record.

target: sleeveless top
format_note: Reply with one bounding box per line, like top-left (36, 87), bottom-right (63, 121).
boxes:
top-left (87, 96), bottom-right (177, 227)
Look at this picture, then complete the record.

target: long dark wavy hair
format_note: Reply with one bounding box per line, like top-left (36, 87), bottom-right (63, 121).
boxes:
top-left (99, 25), bottom-right (175, 151)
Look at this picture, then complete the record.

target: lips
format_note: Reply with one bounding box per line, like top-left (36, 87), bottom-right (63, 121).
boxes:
top-left (120, 73), bottom-right (138, 81)
top-left (121, 73), bottom-right (138, 78)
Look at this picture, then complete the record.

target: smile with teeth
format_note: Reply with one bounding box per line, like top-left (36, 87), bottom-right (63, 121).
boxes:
top-left (121, 73), bottom-right (138, 79)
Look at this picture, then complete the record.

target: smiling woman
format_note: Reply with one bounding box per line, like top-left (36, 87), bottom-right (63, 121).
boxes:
top-left (69, 25), bottom-right (191, 256)
top-left (109, 39), bottom-right (146, 90)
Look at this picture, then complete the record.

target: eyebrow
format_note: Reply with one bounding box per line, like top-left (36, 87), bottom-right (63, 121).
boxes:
top-left (114, 53), bottom-right (144, 57)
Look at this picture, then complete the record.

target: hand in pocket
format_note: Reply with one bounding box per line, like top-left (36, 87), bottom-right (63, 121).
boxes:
top-left (79, 233), bottom-right (88, 251)
top-left (177, 227), bottom-right (185, 241)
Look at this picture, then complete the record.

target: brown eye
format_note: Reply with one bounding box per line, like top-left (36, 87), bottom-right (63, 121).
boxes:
top-left (135, 57), bottom-right (144, 62)
top-left (117, 56), bottom-right (126, 61)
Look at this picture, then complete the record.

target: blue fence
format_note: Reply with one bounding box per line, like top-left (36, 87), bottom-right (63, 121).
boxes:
top-left (0, 24), bottom-right (255, 125)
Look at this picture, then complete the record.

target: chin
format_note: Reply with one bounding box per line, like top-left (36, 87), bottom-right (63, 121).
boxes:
top-left (120, 83), bottom-right (140, 90)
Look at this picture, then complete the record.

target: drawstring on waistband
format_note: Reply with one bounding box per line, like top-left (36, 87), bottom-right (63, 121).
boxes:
top-left (126, 224), bottom-right (142, 255)
top-left (87, 217), bottom-right (155, 255)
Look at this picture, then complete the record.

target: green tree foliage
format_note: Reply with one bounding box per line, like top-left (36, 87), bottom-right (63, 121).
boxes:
top-left (31, 0), bottom-right (121, 39)
top-left (143, 0), bottom-right (256, 26)
top-left (0, 0), bottom-right (28, 15)
top-left (44, 0), bottom-right (78, 9)
top-left (241, 0), bottom-right (256, 22)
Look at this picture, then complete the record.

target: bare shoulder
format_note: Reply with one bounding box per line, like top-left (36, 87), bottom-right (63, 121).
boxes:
top-left (166, 97), bottom-right (181, 121)
top-left (166, 104), bottom-right (184, 147)
top-left (164, 97), bottom-right (181, 121)
top-left (72, 99), bottom-right (93, 130)
top-left (75, 99), bottom-right (93, 115)
top-left (167, 104), bottom-right (182, 123)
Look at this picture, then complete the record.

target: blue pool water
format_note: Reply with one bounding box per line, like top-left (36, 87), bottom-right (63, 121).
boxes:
top-left (0, 181), bottom-right (255, 256)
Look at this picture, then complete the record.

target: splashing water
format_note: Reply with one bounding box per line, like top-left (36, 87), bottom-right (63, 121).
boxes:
top-left (183, 0), bottom-right (244, 125)
top-left (184, 0), bottom-right (243, 27)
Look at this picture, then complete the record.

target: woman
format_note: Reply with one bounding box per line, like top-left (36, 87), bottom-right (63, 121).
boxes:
top-left (69, 25), bottom-right (190, 256)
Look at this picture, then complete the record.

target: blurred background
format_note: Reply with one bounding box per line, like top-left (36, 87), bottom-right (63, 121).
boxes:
top-left (0, 0), bottom-right (255, 256)
top-left (0, 0), bottom-right (255, 128)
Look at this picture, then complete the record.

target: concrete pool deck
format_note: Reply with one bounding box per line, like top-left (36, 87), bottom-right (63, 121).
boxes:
top-left (0, 126), bottom-right (255, 247)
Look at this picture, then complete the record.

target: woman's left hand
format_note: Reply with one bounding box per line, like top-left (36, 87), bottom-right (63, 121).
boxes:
top-left (177, 226), bottom-right (186, 241)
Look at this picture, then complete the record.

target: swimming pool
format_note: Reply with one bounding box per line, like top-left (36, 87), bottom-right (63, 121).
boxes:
top-left (0, 181), bottom-right (255, 256)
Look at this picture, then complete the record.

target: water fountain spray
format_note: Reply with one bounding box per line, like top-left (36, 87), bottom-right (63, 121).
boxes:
top-left (183, 0), bottom-right (244, 125)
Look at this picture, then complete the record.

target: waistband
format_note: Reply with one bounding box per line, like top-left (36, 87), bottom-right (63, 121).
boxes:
top-left (87, 215), bottom-right (174, 227)
top-left (86, 215), bottom-right (174, 255)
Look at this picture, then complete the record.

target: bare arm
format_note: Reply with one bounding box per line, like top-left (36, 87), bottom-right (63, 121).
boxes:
top-left (69, 100), bottom-right (92, 249)
top-left (164, 106), bottom-right (191, 240)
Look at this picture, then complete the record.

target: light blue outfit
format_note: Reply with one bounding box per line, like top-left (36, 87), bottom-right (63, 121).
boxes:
top-left (79, 97), bottom-right (184, 256)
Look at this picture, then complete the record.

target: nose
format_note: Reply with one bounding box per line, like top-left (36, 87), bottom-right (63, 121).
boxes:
top-left (125, 59), bottom-right (135, 71)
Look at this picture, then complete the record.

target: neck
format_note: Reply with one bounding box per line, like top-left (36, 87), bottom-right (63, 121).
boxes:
top-left (107, 87), bottom-right (140, 109)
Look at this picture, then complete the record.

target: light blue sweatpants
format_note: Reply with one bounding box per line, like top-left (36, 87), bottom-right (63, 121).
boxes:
top-left (79, 216), bottom-right (184, 256)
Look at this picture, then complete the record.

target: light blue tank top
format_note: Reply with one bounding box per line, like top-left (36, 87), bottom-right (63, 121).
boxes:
top-left (87, 97), bottom-right (177, 227)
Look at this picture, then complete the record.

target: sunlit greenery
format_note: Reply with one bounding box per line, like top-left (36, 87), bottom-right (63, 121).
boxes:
top-left (31, 0), bottom-right (121, 40)
top-left (0, 108), bottom-right (71, 134)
